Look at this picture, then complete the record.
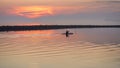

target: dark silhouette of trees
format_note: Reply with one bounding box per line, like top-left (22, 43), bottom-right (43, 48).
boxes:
top-left (0, 25), bottom-right (120, 32)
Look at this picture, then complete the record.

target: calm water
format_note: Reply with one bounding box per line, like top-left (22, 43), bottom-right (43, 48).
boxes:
top-left (0, 28), bottom-right (120, 68)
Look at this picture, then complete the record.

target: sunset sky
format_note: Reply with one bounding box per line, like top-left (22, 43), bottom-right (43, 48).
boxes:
top-left (0, 0), bottom-right (120, 25)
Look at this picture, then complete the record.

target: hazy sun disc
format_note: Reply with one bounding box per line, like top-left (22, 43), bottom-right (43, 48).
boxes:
top-left (10, 6), bottom-right (54, 18)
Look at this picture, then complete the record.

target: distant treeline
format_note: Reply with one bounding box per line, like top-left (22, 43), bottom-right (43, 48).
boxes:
top-left (0, 25), bottom-right (120, 32)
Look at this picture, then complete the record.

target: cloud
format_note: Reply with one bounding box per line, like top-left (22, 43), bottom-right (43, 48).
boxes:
top-left (95, 1), bottom-right (120, 3)
top-left (7, 6), bottom-right (85, 18)
top-left (8, 6), bottom-right (54, 18)
top-left (4, 1), bottom-right (120, 19)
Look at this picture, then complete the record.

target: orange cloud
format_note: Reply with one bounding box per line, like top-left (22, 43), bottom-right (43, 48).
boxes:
top-left (9, 6), bottom-right (54, 18)
top-left (8, 6), bottom-right (87, 18)
top-left (8, 5), bottom-right (87, 18)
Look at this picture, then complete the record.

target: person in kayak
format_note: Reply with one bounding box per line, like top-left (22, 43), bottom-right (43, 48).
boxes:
top-left (66, 30), bottom-right (69, 37)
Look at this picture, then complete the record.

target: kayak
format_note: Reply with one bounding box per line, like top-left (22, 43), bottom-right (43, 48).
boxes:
top-left (62, 33), bottom-right (74, 35)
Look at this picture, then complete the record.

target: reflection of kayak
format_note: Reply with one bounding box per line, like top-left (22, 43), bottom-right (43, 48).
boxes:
top-left (62, 33), bottom-right (74, 35)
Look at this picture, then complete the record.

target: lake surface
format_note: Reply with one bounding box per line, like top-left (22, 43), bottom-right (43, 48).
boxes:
top-left (0, 28), bottom-right (120, 68)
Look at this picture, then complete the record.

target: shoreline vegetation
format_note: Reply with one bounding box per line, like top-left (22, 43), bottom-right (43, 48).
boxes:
top-left (0, 25), bottom-right (120, 32)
